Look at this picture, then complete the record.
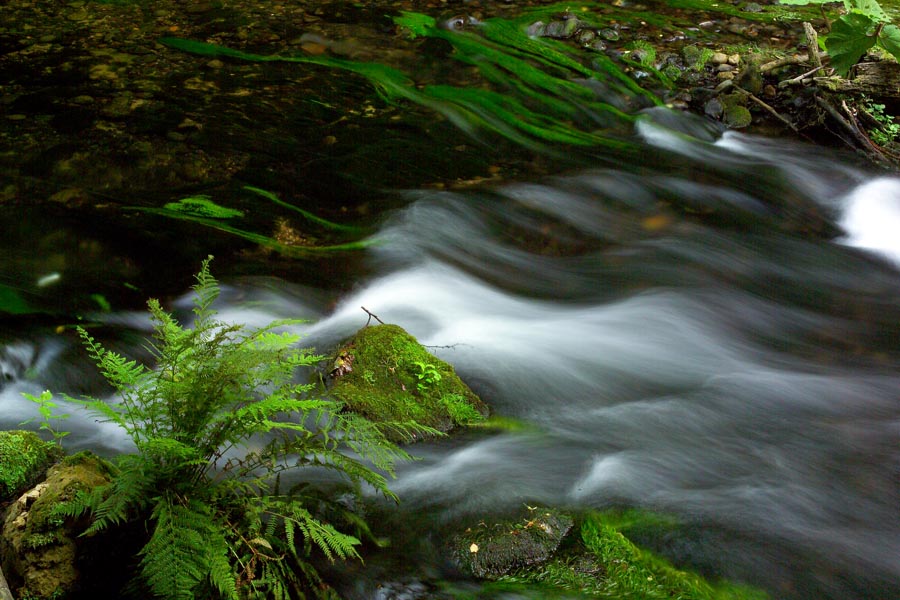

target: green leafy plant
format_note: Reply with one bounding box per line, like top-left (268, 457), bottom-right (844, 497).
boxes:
top-left (44, 257), bottom-right (417, 599)
top-left (21, 390), bottom-right (71, 447)
top-left (780, 0), bottom-right (900, 74)
top-left (861, 94), bottom-right (900, 144)
top-left (412, 361), bottom-right (441, 393)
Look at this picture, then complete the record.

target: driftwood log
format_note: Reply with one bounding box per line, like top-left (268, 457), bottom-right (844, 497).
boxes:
top-left (826, 61), bottom-right (900, 98)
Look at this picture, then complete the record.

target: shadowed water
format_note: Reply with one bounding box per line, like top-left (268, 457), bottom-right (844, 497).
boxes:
top-left (2, 112), bottom-right (899, 600)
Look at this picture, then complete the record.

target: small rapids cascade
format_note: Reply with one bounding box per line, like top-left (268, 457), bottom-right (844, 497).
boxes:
top-left (2, 111), bottom-right (899, 600)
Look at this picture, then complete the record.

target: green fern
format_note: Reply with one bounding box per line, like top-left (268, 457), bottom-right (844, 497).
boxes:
top-left (44, 257), bottom-right (423, 599)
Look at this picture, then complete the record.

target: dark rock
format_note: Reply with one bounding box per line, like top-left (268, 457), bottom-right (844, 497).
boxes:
top-left (0, 453), bottom-right (112, 600)
top-left (448, 507), bottom-right (574, 579)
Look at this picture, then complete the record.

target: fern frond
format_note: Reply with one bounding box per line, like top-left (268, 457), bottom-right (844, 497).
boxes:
top-left (82, 455), bottom-right (151, 535)
top-left (263, 499), bottom-right (361, 564)
top-left (141, 493), bottom-right (237, 600)
top-left (191, 255), bottom-right (220, 320)
top-left (77, 326), bottom-right (147, 393)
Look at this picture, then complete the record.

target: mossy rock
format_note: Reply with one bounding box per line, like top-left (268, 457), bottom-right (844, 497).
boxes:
top-left (0, 430), bottom-right (63, 503)
top-left (448, 506), bottom-right (575, 579)
top-left (488, 510), bottom-right (769, 600)
top-left (328, 324), bottom-right (489, 442)
top-left (0, 452), bottom-right (113, 600)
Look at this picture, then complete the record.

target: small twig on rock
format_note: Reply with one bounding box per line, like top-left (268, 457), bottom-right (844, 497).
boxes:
top-left (733, 84), bottom-right (800, 133)
top-left (360, 306), bottom-right (384, 326)
top-left (361, 306), bottom-right (384, 326)
top-left (778, 65), bottom-right (826, 88)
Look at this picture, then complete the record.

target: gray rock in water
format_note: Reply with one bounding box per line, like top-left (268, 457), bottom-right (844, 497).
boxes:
top-left (448, 507), bottom-right (574, 579)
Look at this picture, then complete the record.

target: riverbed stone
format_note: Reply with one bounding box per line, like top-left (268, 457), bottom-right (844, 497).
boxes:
top-left (327, 324), bottom-right (488, 443)
top-left (448, 506), bottom-right (574, 579)
top-left (0, 453), bottom-right (112, 600)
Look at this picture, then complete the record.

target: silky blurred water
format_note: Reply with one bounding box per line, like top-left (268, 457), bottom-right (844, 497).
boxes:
top-left (2, 111), bottom-right (899, 599)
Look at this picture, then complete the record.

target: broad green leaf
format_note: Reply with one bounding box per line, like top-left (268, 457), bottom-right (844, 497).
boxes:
top-left (878, 24), bottom-right (900, 63)
top-left (826, 13), bottom-right (878, 75)
top-left (852, 0), bottom-right (888, 22)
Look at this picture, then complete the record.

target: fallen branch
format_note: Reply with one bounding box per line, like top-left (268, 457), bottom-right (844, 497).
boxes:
top-left (816, 96), bottom-right (891, 164)
top-left (778, 65), bottom-right (826, 88)
top-left (761, 51), bottom-right (828, 73)
top-left (733, 84), bottom-right (800, 133)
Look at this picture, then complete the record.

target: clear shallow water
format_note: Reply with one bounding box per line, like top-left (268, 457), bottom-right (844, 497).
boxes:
top-left (2, 111), bottom-right (899, 599)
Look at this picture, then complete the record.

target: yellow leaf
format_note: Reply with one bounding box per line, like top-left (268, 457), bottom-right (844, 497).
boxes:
top-left (249, 537), bottom-right (273, 550)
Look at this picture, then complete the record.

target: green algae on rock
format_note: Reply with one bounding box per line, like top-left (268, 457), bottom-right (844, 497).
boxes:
top-left (327, 324), bottom-right (488, 442)
top-left (0, 430), bottom-right (63, 503)
top-left (0, 453), bottom-right (113, 600)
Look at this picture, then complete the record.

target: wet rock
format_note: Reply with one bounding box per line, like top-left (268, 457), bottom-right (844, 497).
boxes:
top-left (711, 52), bottom-right (729, 65)
top-left (682, 44), bottom-right (701, 67)
top-left (724, 104), bottom-right (752, 127)
top-left (599, 27), bottom-right (620, 41)
top-left (526, 21), bottom-right (546, 37)
top-left (735, 59), bottom-right (763, 94)
top-left (448, 507), bottom-right (574, 579)
top-left (743, 2), bottom-right (763, 12)
top-left (704, 97), bottom-right (724, 118)
top-left (0, 453), bottom-right (112, 600)
top-left (576, 28), bottom-right (596, 45)
top-left (542, 17), bottom-right (582, 39)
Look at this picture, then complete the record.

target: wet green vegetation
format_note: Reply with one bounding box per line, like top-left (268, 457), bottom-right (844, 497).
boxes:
top-left (466, 511), bottom-right (768, 600)
top-left (0, 431), bottom-right (63, 502)
top-left (328, 324), bottom-right (488, 442)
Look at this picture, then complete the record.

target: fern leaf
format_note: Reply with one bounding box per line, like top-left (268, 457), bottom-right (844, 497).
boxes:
top-left (141, 494), bottom-right (237, 600)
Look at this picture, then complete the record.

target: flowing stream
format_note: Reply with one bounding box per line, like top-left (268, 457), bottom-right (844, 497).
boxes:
top-left (2, 109), bottom-right (900, 600)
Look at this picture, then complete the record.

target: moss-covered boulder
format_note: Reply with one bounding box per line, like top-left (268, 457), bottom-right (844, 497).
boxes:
top-left (0, 430), bottom-right (63, 503)
top-left (483, 510), bottom-right (769, 600)
top-left (449, 506), bottom-right (575, 579)
top-left (328, 324), bottom-right (488, 442)
top-left (0, 452), bottom-right (113, 600)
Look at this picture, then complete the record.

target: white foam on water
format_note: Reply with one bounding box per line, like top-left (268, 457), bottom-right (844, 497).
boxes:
top-left (839, 178), bottom-right (900, 267)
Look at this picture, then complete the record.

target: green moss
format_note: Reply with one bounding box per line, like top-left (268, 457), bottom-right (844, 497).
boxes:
top-left (0, 430), bottom-right (63, 502)
top-left (328, 324), bottom-right (488, 442)
top-left (494, 511), bottom-right (768, 600)
top-left (22, 454), bottom-right (111, 547)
